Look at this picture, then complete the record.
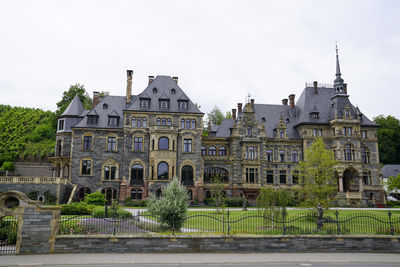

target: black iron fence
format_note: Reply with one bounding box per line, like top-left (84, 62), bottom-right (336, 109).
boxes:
top-left (0, 217), bottom-right (17, 255)
top-left (57, 209), bottom-right (400, 236)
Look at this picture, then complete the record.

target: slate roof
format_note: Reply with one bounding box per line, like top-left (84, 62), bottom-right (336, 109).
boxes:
top-left (74, 95), bottom-right (126, 129)
top-left (126, 75), bottom-right (203, 114)
top-left (382, 165), bottom-right (400, 178)
top-left (213, 86), bottom-right (377, 138)
top-left (61, 95), bottom-right (85, 117)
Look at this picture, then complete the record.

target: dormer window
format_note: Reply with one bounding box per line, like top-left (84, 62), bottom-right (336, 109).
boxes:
top-left (153, 88), bottom-right (158, 94)
top-left (108, 116), bottom-right (119, 126)
top-left (178, 100), bottom-right (188, 110)
top-left (344, 109), bottom-right (350, 118)
top-left (310, 112), bottom-right (319, 120)
top-left (171, 88), bottom-right (176, 94)
top-left (140, 99), bottom-right (150, 108)
top-left (87, 115), bottom-right (98, 125)
top-left (58, 119), bottom-right (64, 131)
top-left (159, 100), bottom-right (169, 109)
top-left (246, 126), bottom-right (252, 137)
top-left (103, 103), bottom-right (108, 109)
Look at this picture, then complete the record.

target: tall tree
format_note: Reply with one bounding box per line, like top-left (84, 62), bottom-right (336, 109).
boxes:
top-left (56, 84), bottom-right (92, 117)
top-left (297, 137), bottom-right (337, 208)
top-left (207, 106), bottom-right (225, 126)
top-left (386, 173), bottom-right (400, 193)
top-left (374, 115), bottom-right (400, 164)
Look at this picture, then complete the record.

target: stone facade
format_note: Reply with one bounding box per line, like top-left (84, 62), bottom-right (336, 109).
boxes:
top-left (50, 50), bottom-right (385, 206)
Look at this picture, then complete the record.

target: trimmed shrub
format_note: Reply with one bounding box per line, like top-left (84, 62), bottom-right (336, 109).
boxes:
top-left (84, 191), bottom-right (106, 206)
top-left (44, 190), bottom-right (57, 205)
top-left (204, 198), bottom-right (214, 206)
top-left (125, 198), bottom-right (147, 207)
top-left (27, 191), bottom-right (39, 200)
top-left (61, 202), bottom-right (95, 215)
top-left (2, 161), bottom-right (15, 171)
top-left (225, 198), bottom-right (248, 207)
top-left (93, 206), bottom-right (133, 218)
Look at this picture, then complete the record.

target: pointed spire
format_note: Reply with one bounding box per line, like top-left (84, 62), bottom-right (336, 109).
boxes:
top-left (333, 42), bottom-right (345, 94)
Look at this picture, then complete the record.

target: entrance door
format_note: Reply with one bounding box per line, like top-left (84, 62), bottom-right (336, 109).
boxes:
top-left (0, 216), bottom-right (17, 255)
top-left (343, 169), bottom-right (357, 192)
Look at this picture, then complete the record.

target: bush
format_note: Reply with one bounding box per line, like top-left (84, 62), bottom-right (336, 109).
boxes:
top-left (0, 219), bottom-right (17, 244)
top-left (44, 190), bottom-right (57, 205)
top-left (148, 179), bottom-right (189, 230)
top-left (27, 191), bottom-right (39, 200)
top-left (225, 198), bottom-right (248, 207)
top-left (93, 206), bottom-right (133, 218)
top-left (125, 197), bottom-right (147, 207)
top-left (386, 200), bottom-right (400, 207)
top-left (84, 191), bottom-right (106, 206)
top-left (204, 198), bottom-right (214, 206)
top-left (61, 202), bottom-right (95, 215)
top-left (2, 161), bottom-right (15, 171)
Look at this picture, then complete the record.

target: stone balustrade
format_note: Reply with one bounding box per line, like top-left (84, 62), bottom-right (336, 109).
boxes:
top-left (0, 176), bottom-right (67, 184)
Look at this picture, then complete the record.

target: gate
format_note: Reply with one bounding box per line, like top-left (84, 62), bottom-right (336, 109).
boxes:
top-left (0, 216), bottom-right (17, 255)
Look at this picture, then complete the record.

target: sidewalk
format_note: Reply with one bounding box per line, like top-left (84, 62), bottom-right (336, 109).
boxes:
top-left (1, 253), bottom-right (400, 266)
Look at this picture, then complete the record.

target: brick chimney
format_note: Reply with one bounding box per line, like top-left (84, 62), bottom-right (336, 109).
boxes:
top-left (172, 76), bottom-right (178, 84)
top-left (232, 109), bottom-right (237, 120)
top-left (93, 91), bottom-right (100, 106)
top-left (282, 99), bottom-right (288, 105)
top-left (126, 70), bottom-right (133, 104)
top-left (237, 103), bottom-right (243, 113)
top-left (250, 99), bottom-right (254, 108)
top-left (148, 75), bottom-right (154, 85)
top-left (313, 81), bottom-right (318, 94)
top-left (288, 94), bottom-right (295, 109)
top-left (344, 83), bottom-right (347, 94)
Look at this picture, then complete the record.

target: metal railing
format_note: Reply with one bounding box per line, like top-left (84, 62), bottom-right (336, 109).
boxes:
top-left (0, 217), bottom-right (17, 255)
top-left (57, 209), bottom-right (400, 236)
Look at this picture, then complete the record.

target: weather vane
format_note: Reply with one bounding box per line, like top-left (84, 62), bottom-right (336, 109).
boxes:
top-left (246, 93), bottom-right (251, 103)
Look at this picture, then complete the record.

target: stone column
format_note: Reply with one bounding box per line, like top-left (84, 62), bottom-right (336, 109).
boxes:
top-left (338, 173), bottom-right (344, 192)
top-left (358, 175), bottom-right (364, 192)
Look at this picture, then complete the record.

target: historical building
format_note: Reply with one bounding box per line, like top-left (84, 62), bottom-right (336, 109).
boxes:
top-left (51, 49), bottom-right (385, 206)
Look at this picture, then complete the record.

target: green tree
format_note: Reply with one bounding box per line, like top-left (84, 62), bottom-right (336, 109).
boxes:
top-left (374, 115), bottom-right (400, 164)
top-left (84, 191), bottom-right (106, 206)
top-left (297, 137), bottom-right (337, 208)
top-left (207, 106), bottom-right (225, 126)
top-left (257, 188), bottom-right (291, 228)
top-left (56, 84), bottom-right (92, 116)
top-left (148, 179), bottom-right (189, 231)
top-left (387, 173), bottom-right (400, 192)
top-left (210, 175), bottom-right (226, 212)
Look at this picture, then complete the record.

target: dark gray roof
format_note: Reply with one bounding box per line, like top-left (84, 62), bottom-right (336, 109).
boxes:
top-left (214, 120), bottom-right (233, 137)
top-left (126, 75), bottom-right (203, 114)
top-left (74, 95), bottom-right (125, 129)
top-left (382, 165), bottom-right (400, 178)
top-left (61, 95), bottom-right (84, 117)
top-left (295, 87), bottom-right (377, 127)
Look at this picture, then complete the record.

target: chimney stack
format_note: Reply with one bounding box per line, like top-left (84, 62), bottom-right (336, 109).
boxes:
top-left (282, 99), bottom-right (288, 105)
top-left (250, 99), bottom-right (254, 108)
top-left (344, 83), bottom-right (347, 94)
top-left (232, 109), bottom-right (237, 120)
top-left (172, 76), bottom-right (178, 84)
top-left (148, 75), bottom-right (154, 85)
top-left (289, 94), bottom-right (295, 109)
top-left (93, 92), bottom-right (100, 106)
top-left (313, 81), bottom-right (318, 94)
top-left (237, 103), bottom-right (243, 113)
top-left (126, 70), bottom-right (133, 104)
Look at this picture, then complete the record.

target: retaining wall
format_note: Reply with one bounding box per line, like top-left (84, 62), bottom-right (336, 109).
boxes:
top-left (54, 235), bottom-right (400, 253)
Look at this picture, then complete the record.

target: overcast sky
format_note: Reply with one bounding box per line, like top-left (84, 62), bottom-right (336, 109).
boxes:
top-left (1, 0), bottom-right (399, 120)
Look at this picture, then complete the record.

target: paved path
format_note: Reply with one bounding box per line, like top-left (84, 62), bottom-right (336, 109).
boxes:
top-left (1, 253), bottom-right (400, 266)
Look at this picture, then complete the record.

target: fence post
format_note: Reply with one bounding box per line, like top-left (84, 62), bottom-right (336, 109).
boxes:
top-left (282, 209), bottom-right (286, 235)
top-left (227, 210), bottom-right (230, 236)
top-left (388, 210), bottom-right (394, 236)
top-left (105, 204), bottom-right (108, 218)
top-left (335, 210), bottom-right (340, 235)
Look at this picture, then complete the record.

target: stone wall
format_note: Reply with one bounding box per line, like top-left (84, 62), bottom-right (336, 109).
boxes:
top-left (54, 235), bottom-right (400, 253)
top-left (13, 162), bottom-right (53, 177)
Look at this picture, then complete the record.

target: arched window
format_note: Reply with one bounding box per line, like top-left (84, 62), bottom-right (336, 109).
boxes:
top-left (188, 189), bottom-right (193, 200)
top-left (131, 189), bottom-right (137, 199)
top-left (208, 146), bottom-right (216, 156)
top-left (218, 146), bottom-right (226, 156)
top-left (101, 188), bottom-right (118, 204)
top-left (157, 162), bottom-right (169, 180)
top-left (78, 187), bottom-right (91, 201)
top-left (201, 146), bottom-right (206, 156)
top-left (204, 167), bottom-right (229, 183)
top-left (137, 189), bottom-right (142, 200)
top-left (158, 137), bottom-right (169, 150)
top-left (156, 188), bottom-right (163, 198)
top-left (181, 165), bottom-right (194, 186)
top-left (205, 190), bottom-right (211, 198)
top-left (131, 164), bottom-right (144, 185)
top-left (156, 118), bottom-right (161, 126)
top-left (361, 146), bottom-right (370, 163)
top-left (131, 189), bottom-right (143, 200)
